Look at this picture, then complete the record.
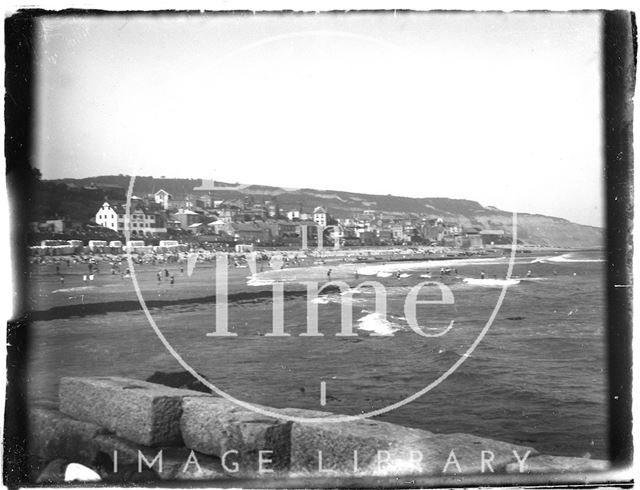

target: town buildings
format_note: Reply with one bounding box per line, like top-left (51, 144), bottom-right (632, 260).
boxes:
top-left (313, 206), bottom-right (327, 227)
top-left (94, 202), bottom-right (167, 236)
top-left (86, 192), bottom-right (502, 250)
top-left (153, 189), bottom-right (172, 210)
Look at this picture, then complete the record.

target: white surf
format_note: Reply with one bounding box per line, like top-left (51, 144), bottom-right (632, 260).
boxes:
top-left (463, 278), bottom-right (520, 287)
top-left (356, 312), bottom-right (401, 336)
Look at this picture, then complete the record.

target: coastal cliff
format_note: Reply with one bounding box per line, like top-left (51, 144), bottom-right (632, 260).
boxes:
top-left (456, 212), bottom-right (603, 248)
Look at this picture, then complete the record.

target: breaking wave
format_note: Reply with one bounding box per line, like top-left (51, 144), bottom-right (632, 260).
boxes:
top-left (246, 277), bottom-right (277, 287)
top-left (463, 278), bottom-right (520, 287)
top-left (356, 256), bottom-right (509, 276)
top-left (52, 286), bottom-right (97, 293)
top-left (544, 253), bottom-right (604, 263)
top-left (356, 312), bottom-right (402, 336)
top-left (311, 294), bottom-right (365, 305)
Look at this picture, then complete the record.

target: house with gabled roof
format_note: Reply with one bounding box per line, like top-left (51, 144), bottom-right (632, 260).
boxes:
top-left (154, 189), bottom-right (172, 210)
top-left (95, 202), bottom-right (167, 236)
top-left (313, 206), bottom-right (327, 227)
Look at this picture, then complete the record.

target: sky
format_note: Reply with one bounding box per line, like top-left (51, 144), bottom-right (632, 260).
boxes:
top-left (34, 12), bottom-right (604, 227)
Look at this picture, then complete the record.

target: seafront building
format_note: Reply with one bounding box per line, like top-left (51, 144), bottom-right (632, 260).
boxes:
top-left (153, 189), bottom-right (171, 210)
top-left (312, 206), bottom-right (327, 228)
top-left (30, 191), bottom-right (507, 255)
top-left (94, 202), bottom-right (167, 236)
top-left (90, 197), bottom-right (497, 249)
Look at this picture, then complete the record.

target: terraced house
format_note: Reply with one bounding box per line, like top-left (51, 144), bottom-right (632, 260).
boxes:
top-left (94, 202), bottom-right (167, 236)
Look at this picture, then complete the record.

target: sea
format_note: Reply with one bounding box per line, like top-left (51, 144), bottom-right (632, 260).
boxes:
top-left (25, 250), bottom-right (608, 459)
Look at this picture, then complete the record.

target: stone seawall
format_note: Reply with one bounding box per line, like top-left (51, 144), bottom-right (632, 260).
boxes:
top-left (28, 376), bottom-right (608, 483)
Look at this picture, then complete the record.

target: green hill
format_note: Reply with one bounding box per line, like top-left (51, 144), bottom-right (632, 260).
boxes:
top-left (42, 175), bottom-right (603, 248)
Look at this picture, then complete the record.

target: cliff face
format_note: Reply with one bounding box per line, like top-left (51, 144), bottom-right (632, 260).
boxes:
top-left (456, 212), bottom-right (604, 248)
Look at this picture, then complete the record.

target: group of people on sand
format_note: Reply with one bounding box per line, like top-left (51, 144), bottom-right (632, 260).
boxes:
top-left (157, 268), bottom-right (176, 285)
top-left (479, 269), bottom-right (534, 280)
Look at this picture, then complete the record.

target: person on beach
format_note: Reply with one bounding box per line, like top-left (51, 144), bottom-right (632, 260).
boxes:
top-left (59, 276), bottom-right (64, 284)
top-left (526, 270), bottom-right (533, 277)
top-left (480, 270), bottom-right (485, 279)
top-left (327, 269), bottom-right (332, 280)
top-left (170, 275), bottom-right (175, 285)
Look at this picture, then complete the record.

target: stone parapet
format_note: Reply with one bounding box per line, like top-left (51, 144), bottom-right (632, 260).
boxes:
top-left (25, 376), bottom-right (609, 483)
top-left (59, 376), bottom-right (208, 446)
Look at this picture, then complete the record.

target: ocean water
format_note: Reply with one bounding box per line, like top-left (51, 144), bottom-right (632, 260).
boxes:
top-left (25, 250), bottom-right (608, 459)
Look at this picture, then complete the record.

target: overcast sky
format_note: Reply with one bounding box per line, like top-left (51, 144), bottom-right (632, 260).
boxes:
top-left (35, 12), bottom-right (604, 227)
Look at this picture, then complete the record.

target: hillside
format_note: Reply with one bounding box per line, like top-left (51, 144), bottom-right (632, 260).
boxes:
top-left (46, 176), bottom-right (603, 248)
top-left (52, 176), bottom-right (202, 198)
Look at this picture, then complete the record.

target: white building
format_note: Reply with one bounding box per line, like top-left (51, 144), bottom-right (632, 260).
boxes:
top-left (95, 202), bottom-right (167, 236)
top-left (286, 209), bottom-right (301, 221)
top-left (313, 206), bottom-right (327, 228)
top-left (154, 189), bottom-right (172, 210)
top-left (95, 203), bottom-right (119, 231)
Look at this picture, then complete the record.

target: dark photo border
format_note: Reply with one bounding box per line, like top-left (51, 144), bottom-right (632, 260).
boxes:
top-left (3, 9), bottom-right (635, 488)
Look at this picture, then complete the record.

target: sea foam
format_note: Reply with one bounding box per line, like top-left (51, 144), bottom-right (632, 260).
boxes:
top-left (463, 278), bottom-right (520, 287)
top-left (356, 312), bottom-right (401, 336)
top-left (52, 286), bottom-right (96, 293)
top-left (544, 253), bottom-right (604, 263)
top-left (246, 277), bottom-right (276, 287)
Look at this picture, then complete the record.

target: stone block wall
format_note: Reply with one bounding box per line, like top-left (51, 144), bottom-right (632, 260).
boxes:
top-left (27, 376), bottom-right (609, 483)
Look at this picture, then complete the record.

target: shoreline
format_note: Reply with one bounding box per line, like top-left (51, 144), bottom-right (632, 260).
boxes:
top-left (25, 249), bottom-right (603, 318)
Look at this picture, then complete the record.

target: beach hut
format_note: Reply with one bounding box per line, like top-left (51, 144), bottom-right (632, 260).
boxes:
top-left (67, 240), bottom-right (84, 252)
top-left (125, 240), bottom-right (146, 253)
top-left (108, 241), bottom-right (123, 254)
top-left (159, 240), bottom-right (179, 248)
top-left (88, 240), bottom-right (108, 253)
top-left (235, 244), bottom-right (254, 253)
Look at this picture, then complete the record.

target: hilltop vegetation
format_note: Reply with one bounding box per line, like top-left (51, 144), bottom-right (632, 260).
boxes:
top-left (39, 175), bottom-right (603, 248)
top-left (51, 176), bottom-right (202, 199)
